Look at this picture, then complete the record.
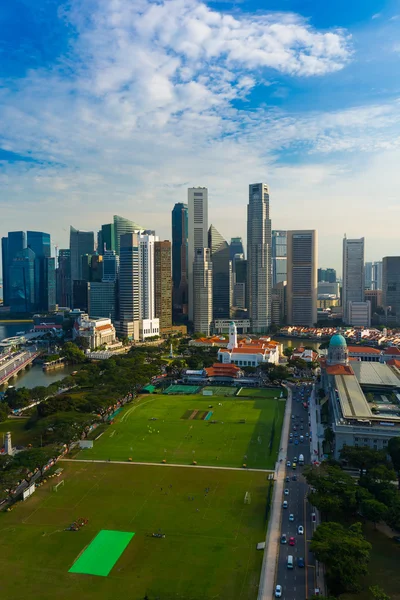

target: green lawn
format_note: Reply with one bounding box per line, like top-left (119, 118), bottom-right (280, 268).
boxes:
top-left (237, 387), bottom-right (286, 399)
top-left (77, 393), bottom-right (285, 469)
top-left (0, 418), bottom-right (37, 447)
top-left (0, 461), bottom-right (268, 600)
top-left (203, 385), bottom-right (238, 396)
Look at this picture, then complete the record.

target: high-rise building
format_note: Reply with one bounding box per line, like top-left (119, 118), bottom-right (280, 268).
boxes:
top-left (230, 237), bottom-right (245, 262)
top-left (69, 227), bottom-right (95, 285)
top-left (9, 247), bottom-right (35, 313)
top-left (138, 232), bottom-right (159, 339)
top-left (27, 231), bottom-right (54, 311)
top-left (1, 231), bottom-right (26, 306)
top-left (155, 240), bottom-right (172, 329)
top-left (90, 254), bottom-right (103, 282)
top-left (233, 256), bottom-right (247, 309)
top-left (271, 281), bottom-right (286, 325)
top-left (382, 257), bottom-right (400, 324)
top-left (318, 268), bottom-right (336, 283)
top-left (247, 183), bottom-right (272, 333)
top-left (208, 225), bottom-right (231, 319)
top-left (193, 247), bottom-right (213, 335)
top-left (56, 249), bottom-right (71, 307)
top-left (43, 257), bottom-right (56, 312)
top-left (347, 301), bottom-right (371, 327)
top-left (102, 250), bottom-right (119, 283)
top-left (113, 215), bottom-right (144, 255)
top-left (188, 187), bottom-right (208, 322)
top-left (342, 237), bottom-right (365, 323)
top-left (89, 282), bottom-right (117, 321)
top-left (365, 261), bottom-right (382, 291)
top-left (98, 223), bottom-right (115, 255)
top-left (119, 233), bottom-right (140, 339)
top-left (286, 230), bottom-right (318, 326)
top-left (272, 230), bottom-right (287, 286)
top-left (171, 203), bottom-right (188, 317)
top-left (72, 280), bottom-right (89, 312)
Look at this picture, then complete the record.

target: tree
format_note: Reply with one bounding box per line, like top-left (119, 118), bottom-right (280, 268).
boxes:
top-left (12, 446), bottom-right (59, 476)
top-left (304, 465), bottom-right (358, 518)
top-left (366, 392), bottom-right (374, 403)
top-left (340, 446), bottom-right (387, 472)
top-left (283, 347), bottom-right (293, 358)
top-left (388, 437), bottom-right (400, 489)
top-left (0, 402), bottom-right (9, 422)
top-left (61, 342), bottom-right (86, 364)
top-left (360, 498), bottom-right (388, 528)
top-left (324, 427), bottom-right (335, 444)
top-left (369, 585), bottom-right (391, 600)
top-left (310, 521), bottom-right (371, 594)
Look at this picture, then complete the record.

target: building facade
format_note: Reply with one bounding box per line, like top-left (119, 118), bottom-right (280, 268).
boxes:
top-left (1, 231), bottom-right (26, 306)
top-left (382, 256), bottom-right (400, 325)
top-left (88, 282), bottom-right (117, 322)
top-left (9, 247), bottom-right (36, 313)
top-left (286, 230), bottom-right (317, 326)
top-left (247, 183), bottom-right (272, 333)
top-left (271, 281), bottom-right (286, 325)
top-left (188, 187), bottom-right (208, 322)
top-left (118, 233), bottom-right (140, 338)
top-left (272, 230), bottom-right (287, 286)
top-left (342, 236), bottom-right (365, 323)
top-left (230, 237), bottom-right (245, 261)
top-left (193, 247), bottom-right (213, 336)
top-left (208, 224), bottom-right (232, 319)
top-left (347, 301), bottom-right (371, 327)
top-left (365, 261), bottom-right (382, 291)
top-left (154, 240), bottom-right (172, 329)
top-left (318, 268), bottom-right (336, 283)
top-left (171, 202), bottom-right (188, 318)
top-left (113, 215), bottom-right (144, 256)
top-left (98, 223), bottom-right (115, 254)
top-left (56, 249), bottom-right (72, 308)
top-left (69, 227), bottom-right (95, 304)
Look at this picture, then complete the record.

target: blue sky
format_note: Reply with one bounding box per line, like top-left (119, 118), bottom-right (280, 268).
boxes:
top-left (1, 0), bottom-right (400, 271)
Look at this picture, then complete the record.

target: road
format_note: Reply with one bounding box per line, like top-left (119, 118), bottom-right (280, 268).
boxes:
top-left (274, 383), bottom-right (317, 600)
top-left (0, 348), bottom-right (39, 385)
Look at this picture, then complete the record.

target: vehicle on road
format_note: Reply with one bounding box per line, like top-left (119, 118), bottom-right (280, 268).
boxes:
top-left (275, 584), bottom-right (282, 597)
top-left (298, 454), bottom-right (304, 465)
top-left (285, 476), bottom-right (290, 482)
top-left (284, 489), bottom-right (289, 495)
top-left (292, 462), bottom-right (297, 469)
top-left (292, 474), bottom-right (297, 481)
top-left (298, 557), bottom-right (305, 568)
top-left (312, 512), bottom-right (316, 522)
top-left (298, 525), bottom-right (304, 534)
top-left (281, 534), bottom-right (287, 544)
top-left (289, 536), bottom-right (295, 546)
top-left (287, 461), bottom-right (291, 467)
top-left (293, 456), bottom-right (298, 462)
top-left (300, 435), bottom-right (304, 442)
top-left (295, 439), bottom-right (299, 445)
top-left (306, 433), bottom-right (309, 438)
top-left (289, 513), bottom-right (294, 521)
top-left (283, 500), bottom-right (288, 509)
top-left (287, 555), bottom-right (294, 569)
top-left (290, 433), bottom-right (293, 438)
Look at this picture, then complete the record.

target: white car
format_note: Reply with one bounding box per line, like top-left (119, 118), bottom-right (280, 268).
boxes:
top-left (283, 500), bottom-right (288, 509)
top-left (298, 525), bottom-right (304, 534)
top-left (275, 585), bottom-right (282, 598)
top-left (289, 513), bottom-right (294, 522)
top-left (287, 461), bottom-right (291, 467)
top-left (284, 488), bottom-right (289, 496)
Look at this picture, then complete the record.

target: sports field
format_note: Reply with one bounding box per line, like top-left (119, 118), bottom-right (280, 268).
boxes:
top-left (0, 461), bottom-right (269, 600)
top-left (203, 385), bottom-right (237, 396)
top-left (77, 392), bottom-right (285, 469)
top-left (238, 388), bottom-right (287, 398)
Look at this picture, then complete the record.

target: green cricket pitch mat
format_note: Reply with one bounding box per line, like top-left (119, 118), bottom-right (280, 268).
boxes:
top-left (69, 530), bottom-right (135, 576)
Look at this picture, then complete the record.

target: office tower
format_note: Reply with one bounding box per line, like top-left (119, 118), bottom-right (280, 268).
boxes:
top-left (9, 247), bottom-right (35, 313)
top-left (90, 254), bottom-right (103, 282)
top-left (138, 232), bottom-right (160, 338)
top-left (188, 187), bottom-right (208, 321)
top-left (230, 237), bottom-right (245, 262)
top-left (342, 237), bottom-right (365, 323)
top-left (208, 225), bottom-right (232, 319)
top-left (271, 281), bottom-right (286, 325)
top-left (56, 249), bottom-right (71, 307)
top-left (365, 261), bottom-right (382, 290)
top-left (317, 267), bottom-right (336, 283)
top-left (171, 202), bottom-right (188, 317)
top-left (1, 237), bottom-right (8, 305)
top-left (89, 282), bottom-right (117, 321)
top-left (272, 230), bottom-right (287, 286)
top-left (155, 240), bottom-right (172, 329)
top-left (81, 254), bottom-right (92, 282)
top-left (286, 230), bottom-right (318, 326)
top-left (119, 233), bottom-right (140, 339)
top-left (382, 257), bottom-right (400, 324)
top-left (364, 290), bottom-right (382, 314)
top-left (97, 223), bottom-right (115, 255)
top-left (69, 227), bottom-right (95, 284)
top-left (72, 280), bottom-right (89, 311)
top-left (102, 250), bottom-right (119, 283)
top-left (193, 247), bottom-right (213, 335)
top-left (113, 215), bottom-right (144, 255)
top-left (2, 231), bottom-right (26, 306)
top-left (347, 301), bottom-right (371, 327)
top-left (233, 256), bottom-right (247, 309)
top-left (27, 231), bottom-right (54, 311)
top-left (247, 183), bottom-right (272, 333)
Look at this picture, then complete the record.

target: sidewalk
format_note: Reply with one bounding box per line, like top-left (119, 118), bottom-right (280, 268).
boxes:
top-left (258, 386), bottom-right (292, 600)
top-left (309, 384), bottom-right (323, 462)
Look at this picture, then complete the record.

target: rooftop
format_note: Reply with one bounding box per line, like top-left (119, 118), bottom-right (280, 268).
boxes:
top-left (347, 346), bottom-right (381, 355)
top-left (351, 362), bottom-right (400, 387)
top-left (335, 374), bottom-right (372, 419)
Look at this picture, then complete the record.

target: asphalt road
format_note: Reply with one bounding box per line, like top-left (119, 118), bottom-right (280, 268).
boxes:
top-left (275, 383), bottom-right (317, 600)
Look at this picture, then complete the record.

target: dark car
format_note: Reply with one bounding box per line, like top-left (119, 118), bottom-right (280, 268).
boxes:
top-left (298, 557), bottom-right (305, 568)
top-left (292, 475), bottom-right (297, 481)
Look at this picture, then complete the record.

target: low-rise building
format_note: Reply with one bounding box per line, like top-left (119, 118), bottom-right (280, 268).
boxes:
top-left (347, 345), bottom-right (381, 362)
top-left (218, 321), bottom-right (280, 367)
top-left (73, 313), bottom-right (117, 350)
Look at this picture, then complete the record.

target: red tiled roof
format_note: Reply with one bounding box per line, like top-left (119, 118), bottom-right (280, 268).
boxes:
top-left (383, 347), bottom-right (400, 355)
top-left (347, 346), bottom-right (380, 355)
top-left (387, 358), bottom-right (400, 368)
top-left (325, 364), bottom-right (354, 376)
top-left (231, 347), bottom-right (266, 354)
top-left (96, 324), bottom-right (113, 332)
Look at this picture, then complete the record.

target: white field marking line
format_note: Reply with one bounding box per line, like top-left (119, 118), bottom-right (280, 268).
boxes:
top-left (239, 536), bottom-right (254, 599)
top-left (202, 480), bottom-right (220, 522)
top-left (61, 458), bottom-right (273, 473)
top-left (128, 465), bottom-right (169, 525)
top-left (72, 473), bottom-right (106, 510)
top-left (120, 397), bottom-right (158, 423)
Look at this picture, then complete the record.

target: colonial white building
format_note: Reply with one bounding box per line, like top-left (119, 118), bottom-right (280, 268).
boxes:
top-left (218, 321), bottom-right (280, 367)
top-left (73, 314), bottom-right (117, 350)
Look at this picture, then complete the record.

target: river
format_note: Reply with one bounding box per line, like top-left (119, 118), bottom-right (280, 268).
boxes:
top-left (273, 336), bottom-right (324, 352)
top-left (0, 322), bottom-right (33, 340)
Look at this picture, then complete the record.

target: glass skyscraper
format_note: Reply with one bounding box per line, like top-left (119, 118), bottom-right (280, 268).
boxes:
top-left (272, 230), bottom-right (287, 286)
top-left (1, 231), bottom-right (26, 306)
top-left (208, 225), bottom-right (231, 319)
top-left (27, 231), bottom-right (55, 311)
top-left (113, 215), bottom-right (144, 256)
top-left (9, 247), bottom-right (35, 313)
top-left (171, 202), bottom-right (188, 316)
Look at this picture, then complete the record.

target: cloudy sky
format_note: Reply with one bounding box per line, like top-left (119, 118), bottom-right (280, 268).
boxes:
top-left (1, 0), bottom-right (400, 272)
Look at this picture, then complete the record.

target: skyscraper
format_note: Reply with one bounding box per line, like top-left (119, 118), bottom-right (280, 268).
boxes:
top-left (2, 231), bottom-right (26, 306)
top-left (119, 233), bottom-right (140, 340)
top-left (247, 183), bottom-right (272, 333)
top-left (318, 268), bottom-right (337, 283)
top-left (272, 230), bottom-right (287, 286)
top-left (43, 257), bottom-right (56, 312)
top-left (365, 261), bottom-right (382, 291)
top-left (138, 232), bottom-right (159, 338)
top-left (89, 282), bottom-right (117, 321)
top-left (56, 249), bottom-right (71, 307)
top-left (233, 255), bottom-right (247, 309)
top-left (171, 203), bottom-right (188, 317)
top-left (188, 188), bottom-right (208, 322)
top-left (286, 230), bottom-right (318, 326)
top-left (98, 223), bottom-right (115, 255)
top-left (1, 237), bottom-right (9, 305)
top-left (9, 247), bottom-right (35, 313)
top-left (342, 237), bottom-right (365, 323)
top-left (69, 227), bottom-right (95, 283)
top-left (193, 247), bottom-right (213, 335)
top-left (113, 215), bottom-right (144, 255)
top-left (27, 231), bottom-right (53, 311)
top-left (229, 237), bottom-right (245, 262)
top-left (102, 250), bottom-right (119, 283)
top-left (155, 240), bottom-right (172, 329)
top-left (208, 225), bottom-right (231, 319)
top-left (382, 257), bottom-right (400, 324)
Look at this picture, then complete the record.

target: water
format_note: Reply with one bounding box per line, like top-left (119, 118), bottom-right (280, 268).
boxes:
top-left (0, 323), bottom-right (32, 340)
top-left (274, 337), bottom-right (322, 352)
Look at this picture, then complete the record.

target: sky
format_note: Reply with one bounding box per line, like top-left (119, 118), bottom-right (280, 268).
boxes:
top-left (1, 0), bottom-right (400, 272)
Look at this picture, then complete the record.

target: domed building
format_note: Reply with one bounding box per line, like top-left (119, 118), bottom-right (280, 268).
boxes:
top-left (327, 332), bottom-right (348, 366)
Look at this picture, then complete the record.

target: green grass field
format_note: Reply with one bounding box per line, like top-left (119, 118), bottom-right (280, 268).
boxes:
top-left (0, 461), bottom-right (269, 600)
top-left (77, 392), bottom-right (285, 469)
top-left (203, 385), bottom-right (238, 396)
top-left (238, 388), bottom-right (287, 399)
top-left (0, 419), bottom-right (36, 447)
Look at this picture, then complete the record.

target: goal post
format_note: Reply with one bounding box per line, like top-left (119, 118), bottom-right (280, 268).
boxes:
top-left (53, 479), bottom-right (65, 492)
top-left (244, 491), bottom-right (251, 505)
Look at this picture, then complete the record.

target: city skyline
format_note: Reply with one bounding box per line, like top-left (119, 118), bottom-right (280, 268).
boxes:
top-left (1, 1), bottom-right (400, 268)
